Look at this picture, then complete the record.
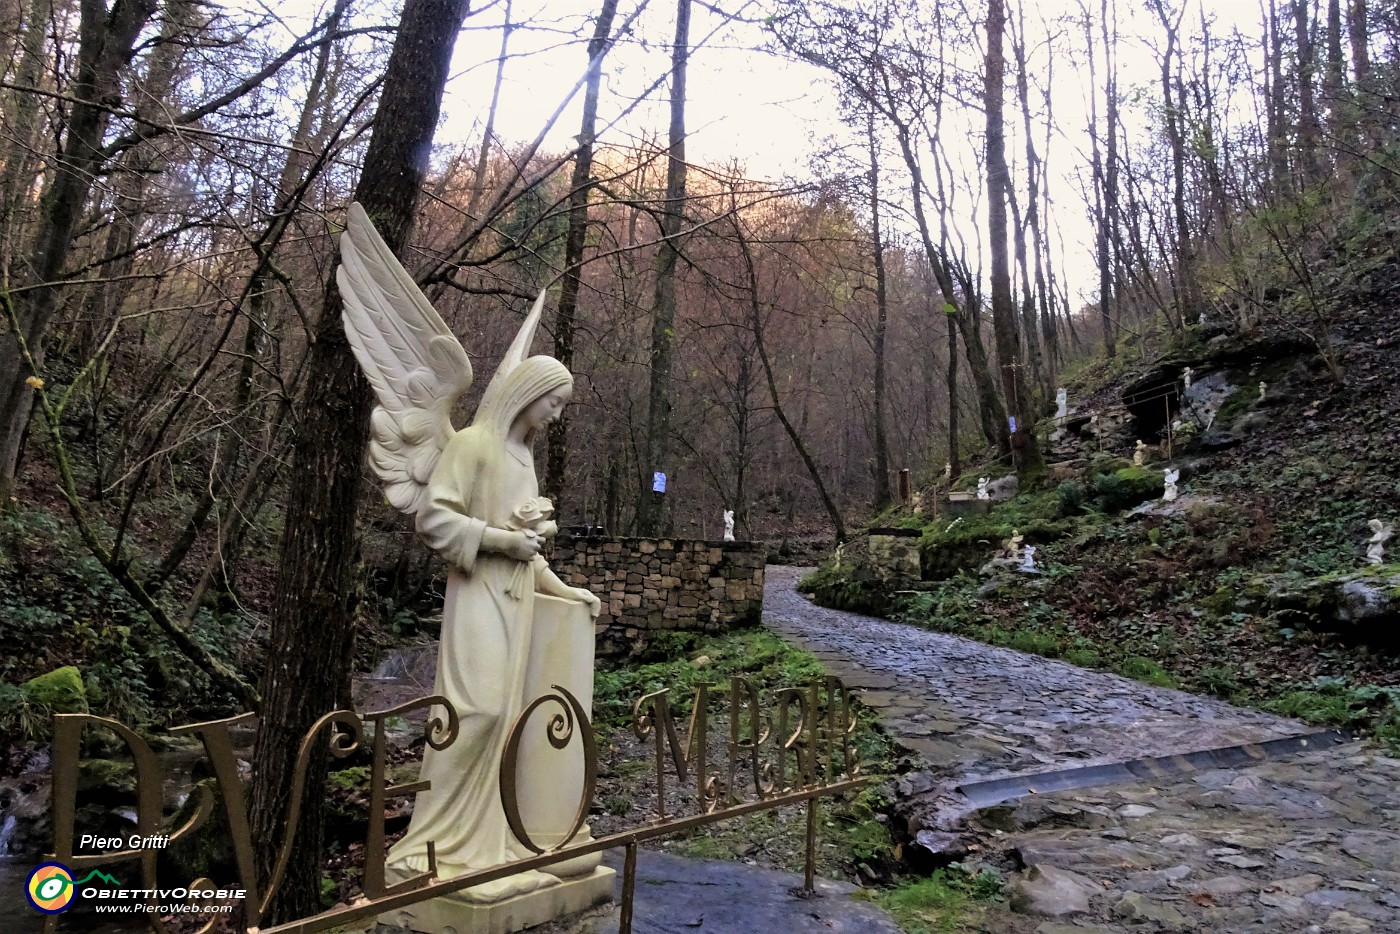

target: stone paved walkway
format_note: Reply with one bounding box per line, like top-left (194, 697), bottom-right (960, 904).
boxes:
top-left (764, 566), bottom-right (1400, 934)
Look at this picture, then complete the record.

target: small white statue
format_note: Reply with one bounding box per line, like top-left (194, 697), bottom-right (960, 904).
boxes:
top-left (1182, 367), bottom-right (1192, 390)
top-left (1366, 519), bottom-right (1392, 566)
top-left (722, 509), bottom-right (735, 542)
top-left (1019, 545), bottom-right (1037, 573)
top-left (976, 477), bottom-right (989, 500)
top-left (1133, 440), bottom-right (1147, 467)
top-left (833, 542), bottom-right (845, 569)
top-left (1005, 528), bottom-right (1024, 560)
top-left (910, 491), bottom-right (924, 514)
top-left (1055, 388), bottom-right (1068, 421)
top-left (943, 462), bottom-right (952, 481)
top-left (1259, 381), bottom-right (1267, 402)
top-left (1163, 468), bottom-right (1180, 502)
top-left (1198, 312), bottom-right (1207, 326)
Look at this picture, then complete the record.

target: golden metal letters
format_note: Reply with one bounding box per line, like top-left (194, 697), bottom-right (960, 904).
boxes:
top-left (47, 675), bottom-right (866, 934)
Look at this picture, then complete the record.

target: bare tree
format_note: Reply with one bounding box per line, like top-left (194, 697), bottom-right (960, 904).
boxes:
top-left (985, 0), bottom-right (1040, 478)
top-left (247, 0), bottom-right (472, 920)
top-left (637, 0), bottom-right (691, 535)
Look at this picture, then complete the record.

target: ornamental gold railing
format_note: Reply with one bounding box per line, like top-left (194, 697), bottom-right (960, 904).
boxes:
top-left (44, 675), bottom-right (867, 934)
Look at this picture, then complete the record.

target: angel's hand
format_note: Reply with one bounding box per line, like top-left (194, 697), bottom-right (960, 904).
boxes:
top-left (483, 528), bottom-right (543, 561)
top-left (573, 588), bottom-right (602, 618)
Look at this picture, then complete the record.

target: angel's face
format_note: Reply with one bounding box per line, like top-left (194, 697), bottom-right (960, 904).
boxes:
top-left (520, 386), bottom-right (572, 433)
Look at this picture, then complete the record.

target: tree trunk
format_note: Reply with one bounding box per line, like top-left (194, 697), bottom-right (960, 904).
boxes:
top-left (1149, 0), bottom-right (1196, 325)
top-left (985, 0), bottom-right (1040, 479)
top-left (0, 0), bottom-right (55, 278)
top-left (735, 218), bottom-right (845, 543)
top-left (1012, 9), bottom-right (1055, 388)
top-left (0, 0), bottom-right (159, 501)
top-left (1102, 0), bottom-right (1122, 339)
top-left (246, 0), bottom-right (471, 923)
top-left (546, 0), bottom-right (620, 510)
top-left (1294, 0), bottom-right (1320, 180)
top-left (945, 295), bottom-right (960, 481)
top-left (1266, 0), bottom-right (1290, 194)
top-left (867, 111), bottom-right (892, 509)
top-left (637, 0), bottom-right (690, 536)
top-left (1085, 3), bottom-right (1115, 356)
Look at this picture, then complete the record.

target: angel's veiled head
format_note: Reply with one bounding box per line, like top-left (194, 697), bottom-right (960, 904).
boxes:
top-left (477, 354), bottom-right (573, 440)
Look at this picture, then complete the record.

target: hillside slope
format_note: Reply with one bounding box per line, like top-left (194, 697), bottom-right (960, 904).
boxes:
top-left (804, 297), bottom-right (1400, 749)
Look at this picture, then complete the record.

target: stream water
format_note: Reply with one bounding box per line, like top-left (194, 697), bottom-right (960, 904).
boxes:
top-left (0, 742), bottom-right (223, 933)
top-left (0, 643), bottom-right (440, 932)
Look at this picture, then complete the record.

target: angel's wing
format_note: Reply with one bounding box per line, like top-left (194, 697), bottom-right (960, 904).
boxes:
top-left (338, 202), bottom-right (472, 515)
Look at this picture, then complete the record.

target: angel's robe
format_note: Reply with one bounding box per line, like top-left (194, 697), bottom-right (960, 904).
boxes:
top-left (385, 424), bottom-right (556, 902)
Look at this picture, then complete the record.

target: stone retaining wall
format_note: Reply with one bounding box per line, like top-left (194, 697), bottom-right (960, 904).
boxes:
top-left (550, 536), bottom-right (766, 656)
top-left (867, 528), bottom-right (921, 584)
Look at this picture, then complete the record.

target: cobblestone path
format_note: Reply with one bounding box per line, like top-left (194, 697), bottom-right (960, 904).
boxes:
top-left (765, 566), bottom-right (1400, 934)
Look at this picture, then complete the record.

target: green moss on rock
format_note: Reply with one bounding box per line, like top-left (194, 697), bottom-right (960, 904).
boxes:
top-left (1090, 467), bottom-right (1164, 511)
top-left (77, 759), bottom-right (136, 796)
top-left (24, 666), bottom-right (88, 713)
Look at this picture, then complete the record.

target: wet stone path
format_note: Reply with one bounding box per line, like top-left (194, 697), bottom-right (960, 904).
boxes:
top-left (764, 566), bottom-right (1400, 934)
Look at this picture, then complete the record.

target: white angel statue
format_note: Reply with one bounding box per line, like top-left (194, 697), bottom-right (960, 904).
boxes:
top-left (1162, 468), bottom-right (1180, 502)
top-left (1366, 519), bottom-right (1392, 566)
top-left (339, 203), bottom-right (601, 904)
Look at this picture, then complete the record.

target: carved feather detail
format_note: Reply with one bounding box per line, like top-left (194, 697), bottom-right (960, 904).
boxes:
top-left (337, 202), bottom-right (472, 516)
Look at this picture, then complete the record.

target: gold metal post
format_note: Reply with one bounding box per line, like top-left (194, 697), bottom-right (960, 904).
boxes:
top-left (620, 842), bottom-right (638, 934)
top-left (803, 796), bottom-right (818, 895)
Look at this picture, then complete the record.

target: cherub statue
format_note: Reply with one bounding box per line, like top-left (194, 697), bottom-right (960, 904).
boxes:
top-left (1055, 388), bottom-right (1068, 421)
top-left (1366, 519), bottom-right (1392, 566)
top-left (1004, 529), bottom-right (1024, 560)
top-left (1163, 468), bottom-right (1180, 502)
top-left (1258, 381), bottom-right (1267, 402)
top-left (1133, 440), bottom-right (1147, 466)
top-left (1019, 545), bottom-right (1037, 573)
top-left (976, 477), bottom-right (990, 500)
top-left (910, 491), bottom-right (924, 515)
top-left (339, 203), bottom-right (601, 902)
top-left (943, 462), bottom-right (952, 481)
top-left (1182, 367), bottom-right (1192, 390)
top-left (722, 509), bottom-right (735, 541)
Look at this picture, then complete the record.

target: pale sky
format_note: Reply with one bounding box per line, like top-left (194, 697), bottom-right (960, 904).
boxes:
top-left (385, 0), bottom-right (1274, 303)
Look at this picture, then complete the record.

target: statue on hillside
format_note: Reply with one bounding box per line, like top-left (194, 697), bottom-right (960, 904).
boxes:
top-left (339, 203), bottom-right (602, 905)
top-left (1133, 440), bottom-right (1147, 467)
top-left (1163, 468), bottom-right (1180, 503)
top-left (1055, 388), bottom-right (1068, 422)
top-left (1259, 381), bottom-right (1268, 402)
top-left (1366, 519), bottom-right (1392, 566)
top-left (722, 509), bottom-right (735, 542)
top-left (910, 491), bottom-right (924, 515)
top-left (943, 462), bottom-right (952, 481)
top-left (1019, 545), bottom-right (1037, 573)
top-left (976, 477), bottom-right (990, 500)
top-left (1004, 529), bottom-right (1024, 561)
top-left (1182, 367), bottom-right (1193, 390)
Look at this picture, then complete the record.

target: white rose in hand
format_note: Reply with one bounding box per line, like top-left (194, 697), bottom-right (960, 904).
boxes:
top-left (498, 528), bottom-right (541, 561)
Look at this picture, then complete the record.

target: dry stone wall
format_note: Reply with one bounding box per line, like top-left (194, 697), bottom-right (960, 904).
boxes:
top-left (549, 536), bottom-right (766, 656)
